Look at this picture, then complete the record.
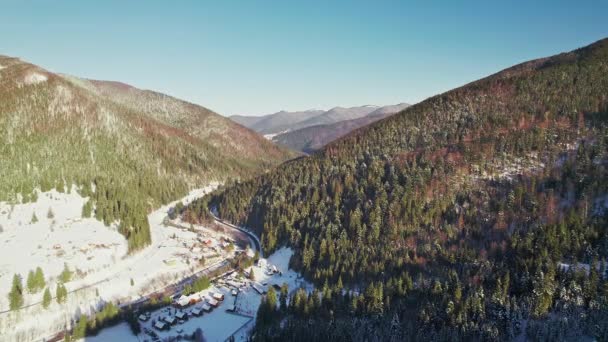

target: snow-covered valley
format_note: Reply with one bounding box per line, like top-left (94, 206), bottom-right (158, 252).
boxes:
top-left (0, 183), bottom-right (233, 342)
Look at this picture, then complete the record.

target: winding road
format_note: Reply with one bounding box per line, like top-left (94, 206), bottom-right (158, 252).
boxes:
top-left (209, 211), bottom-right (262, 257)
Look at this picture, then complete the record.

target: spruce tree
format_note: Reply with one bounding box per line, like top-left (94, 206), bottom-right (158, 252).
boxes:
top-left (26, 270), bottom-right (37, 293)
top-left (56, 284), bottom-right (68, 304)
top-left (82, 201), bottom-right (92, 218)
top-left (42, 287), bottom-right (52, 309)
top-left (35, 267), bottom-right (45, 290)
top-left (8, 274), bottom-right (24, 310)
top-left (31, 212), bottom-right (38, 224)
top-left (59, 263), bottom-right (72, 283)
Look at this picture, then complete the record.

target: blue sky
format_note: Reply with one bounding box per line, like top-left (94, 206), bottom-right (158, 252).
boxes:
top-left (1, 1), bottom-right (606, 116)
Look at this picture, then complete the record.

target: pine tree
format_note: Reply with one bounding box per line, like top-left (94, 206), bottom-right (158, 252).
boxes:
top-left (72, 315), bottom-right (88, 339)
top-left (59, 263), bottom-right (72, 283)
top-left (280, 283), bottom-right (289, 312)
top-left (26, 270), bottom-right (37, 293)
top-left (35, 267), bottom-right (45, 290)
top-left (8, 274), bottom-right (24, 310)
top-left (82, 201), bottom-right (92, 218)
top-left (31, 212), bottom-right (38, 224)
top-left (56, 284), bottom-right (68, 304)
top-left (47, 207), bottom-right (54, 219)
top-left (42, 287), bottom-right (52, 309)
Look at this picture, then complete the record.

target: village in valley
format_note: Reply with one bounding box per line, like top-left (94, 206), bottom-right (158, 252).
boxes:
top-left (0, 185), bottom-right (309, 342)
top-left (99, 247), bottom-right (306, 342)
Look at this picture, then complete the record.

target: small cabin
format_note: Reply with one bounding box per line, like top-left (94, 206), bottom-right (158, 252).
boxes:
top-left (175, 311), bottom-right (187, 320)
top-left (177, 295), bottom-right (190, 307)
top-left (191, 307), bottom-right (203, 316)
top-left (252, 284), bottom-right (266, 295)
top-left (208, 298), bottom-right (219, 307)
top-left (154, 321), bottom-right (167, 331)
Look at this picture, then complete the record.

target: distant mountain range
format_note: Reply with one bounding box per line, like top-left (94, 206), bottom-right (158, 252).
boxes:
top-left (231, 103), bottom-right (409, 152)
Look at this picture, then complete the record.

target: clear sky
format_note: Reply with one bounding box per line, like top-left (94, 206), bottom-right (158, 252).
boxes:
top-left (1, 1), bottom-right (606, 116)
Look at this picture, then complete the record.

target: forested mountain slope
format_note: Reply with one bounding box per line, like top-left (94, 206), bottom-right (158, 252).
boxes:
top-left (0, 55), bottom-right (292, 251)
top-left (186, 39), bottom-right (608, 340)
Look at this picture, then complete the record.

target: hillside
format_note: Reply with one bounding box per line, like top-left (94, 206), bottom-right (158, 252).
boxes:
top-left (229, 115), bottom-right (265, 128)
top-left (186, 39), bottom-right (608, 340)
top-left (272, 103), bottom-right (410, 152)
top-left (0, 55), bottom-right (293, 251)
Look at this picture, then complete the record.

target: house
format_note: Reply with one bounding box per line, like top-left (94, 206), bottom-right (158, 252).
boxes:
top-left (187, 292), bottom-right (203, 305)
top-left (191, 307), bottom-right (204, 316)
top-left (227, 280), bottom-right (241, 288)
top-left (164, 316), bottom-right (177, 325)
top-left (208, 298), bottom-right (219, 307)
top-left (212, 292), bottom-right (224, 301)
top-left (175, 311), bottom-right (187, 320)
top-left (201, 303), bottom-right (212, 312)
top-left (177, 295), bottom-right (190, 308)
top-left (154, 321), bottom-right (167, 331)
top-left (252, 283), bottom-right (266, 295)
top-left (138, 314), bottom-right (149, 322)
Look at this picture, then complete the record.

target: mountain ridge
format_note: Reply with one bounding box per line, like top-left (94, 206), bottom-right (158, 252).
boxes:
top-left (272, 103), bottom-right (410, 152)
top-left (0, 54), bottom-right (293, 251)
top-left (186, 38), bottom-right (608, 340)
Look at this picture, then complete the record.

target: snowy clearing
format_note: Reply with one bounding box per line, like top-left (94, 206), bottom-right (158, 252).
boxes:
top-left (0, 187), bottom-right (126, 302)
top-left (0, 183), bottom-right (241, 342)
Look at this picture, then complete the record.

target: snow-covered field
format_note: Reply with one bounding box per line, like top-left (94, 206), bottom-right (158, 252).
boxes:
top-left (0, 183), bottom-right (235, 342)
top-left (82, 247), bottom-right (311, 342)
top-left (0, 187), bottom-right (126, 303)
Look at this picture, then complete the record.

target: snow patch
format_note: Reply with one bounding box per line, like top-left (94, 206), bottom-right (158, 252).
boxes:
top-left (23, 72), bottom-right (48, 85)
top-left (264, 129), bottom-right (290, 140)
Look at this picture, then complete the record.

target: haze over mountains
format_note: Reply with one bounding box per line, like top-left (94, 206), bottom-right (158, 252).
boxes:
top-left (231, 103), bottom-right (409, 152)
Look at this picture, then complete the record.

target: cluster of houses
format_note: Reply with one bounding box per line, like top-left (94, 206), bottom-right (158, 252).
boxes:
top-left (175, 291), bottom-right (225, 309)
top-left (137, 253), bottom-right (289, 334)
top-left (162, 231), bottom-right (239, 267)
top-left (137, 291), bottom-right (227, 332)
